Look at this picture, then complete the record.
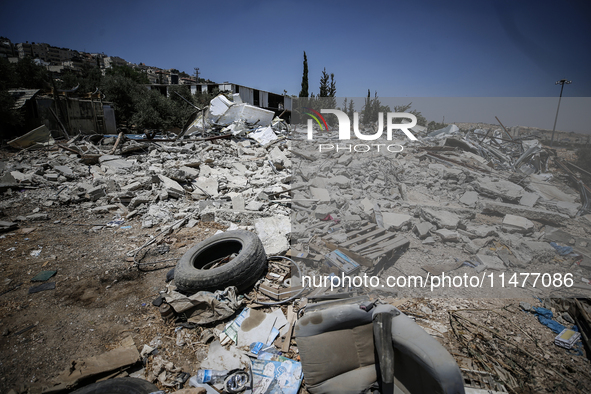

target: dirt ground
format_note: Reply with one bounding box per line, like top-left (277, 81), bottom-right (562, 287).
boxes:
top-left (0, 190), bottom-right (230, 392)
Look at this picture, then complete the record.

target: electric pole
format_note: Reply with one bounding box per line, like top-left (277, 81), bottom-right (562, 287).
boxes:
top-left (550, 79), bottom-right (571, 146)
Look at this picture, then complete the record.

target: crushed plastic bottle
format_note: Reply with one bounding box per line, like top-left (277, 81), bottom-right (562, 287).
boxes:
top-left (194, 369), bottom-right (229, 384)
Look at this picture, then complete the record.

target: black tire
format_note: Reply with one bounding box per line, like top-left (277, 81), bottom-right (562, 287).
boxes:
top-left (174, 230), bottom-right (267, 294)
top-left (70, 377), bottom-right (159, 394)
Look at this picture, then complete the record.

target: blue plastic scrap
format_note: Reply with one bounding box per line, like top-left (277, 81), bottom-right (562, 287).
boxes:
top-left (549, 242), bottom-right (574, 256)
top-left (532, 307), bottom-right (581, 336)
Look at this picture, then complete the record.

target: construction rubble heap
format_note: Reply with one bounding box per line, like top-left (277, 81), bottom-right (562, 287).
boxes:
top-left (1, 95), bottom-right (591, 394)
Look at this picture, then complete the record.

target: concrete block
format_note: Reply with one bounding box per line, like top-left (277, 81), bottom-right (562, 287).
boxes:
top-left (519, 192), bottom-right (539, 208)
top-left (475, 254), bottom-right (506, 270)
top-left (483, 201), bottom-right (569, 226)
top-left (192, 177), bottom-right (218, 198)
top-left (228, 192), bottom-right (245, 211)
top-left (475, 177), bottom-right (524, 202)
top-left (434, 228), bottom-right (460, 242)
top-left (413, 222), bottom-right (432, 239)
top-left (158, 175), bottom-right (184, 199)
top-left (310, 187), bottom-right (330, 202)
top-left (502, 214), bottom-right (534, 234)
top-left (254, 216), bottom-right (291, 255)
top-left (420, 208), bottom-right (461, 229)
top-left (459, 191), bottom-right (478, 207)
top-left (382, 212), bottom-right (412, 230)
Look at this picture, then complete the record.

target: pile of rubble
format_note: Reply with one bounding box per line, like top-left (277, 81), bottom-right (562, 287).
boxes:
top-left (2, 96), bottom-right (591, 394)
top-left (1, 95), bottom-right (293, 257)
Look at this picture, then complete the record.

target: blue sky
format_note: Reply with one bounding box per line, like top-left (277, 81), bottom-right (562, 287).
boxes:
top-left (1, 0), bottom-right (589, 97)
top-left (1, 0), bottom-right (590, 130)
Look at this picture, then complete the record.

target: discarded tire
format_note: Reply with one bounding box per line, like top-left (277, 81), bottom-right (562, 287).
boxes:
top-left (70, 377), bottom-right (159, 394)
top-left (174, 230), bottom-right (267, 294)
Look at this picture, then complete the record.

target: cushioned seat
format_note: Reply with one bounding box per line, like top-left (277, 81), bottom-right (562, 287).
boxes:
top-left (295, 297), bottom-right (465, 394)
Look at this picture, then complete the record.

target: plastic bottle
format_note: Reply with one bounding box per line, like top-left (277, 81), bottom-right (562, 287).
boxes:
top-left (194, 369), bottom-right (229, 384)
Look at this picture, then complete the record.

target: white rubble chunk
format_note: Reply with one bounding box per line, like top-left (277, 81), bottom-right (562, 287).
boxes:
top-left (475, 177), bottom-right (524, 202)
top-left (556, 201), bottom-right (580, 218)
top-left (475, 254), bottom-right (506, 271)
top-left (309, 187), bottom-right (331, 202)
top-left (249, 126), bottom-right (278, 145)
top-left (434, 228), bottom-right (460, 242)
top-left (254, 216), bottom-right (290, 255)
top-left (459, 191), bottom-right (478, 207)
top-left (192, 177), bottom-right (219, 198)
top-left (502, 214), bottom-right (534, 234)
top-left (158, 175), bottom-right (184, 199)
top-left (228, 192), bottom-right (245, 211)
top-left (420, 208), bottom-right (461, 229)
top-left (382, 212), bottom-right (412, 230)
top-left (519, 192), bottom-right (539, 207)
top-left (327, 175), bottom-right (350, 188)
top-left (217, 103), bottom-right (274, 127)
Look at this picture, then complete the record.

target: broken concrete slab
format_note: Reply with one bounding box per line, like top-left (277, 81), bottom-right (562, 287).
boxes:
top-left (413, 222), bottom-right (433, 239)
top-left (459, 191), bottom-right (479, 207)
top-left (529, 175), bottom-right (578, 203)
top-left (309, 187), bottom-right (330, 202)
top-left (53, 166), bottom-right (74, 178)
top-left (475, 254), bottom-right (506, 271)
top-left (26, 213), bottom-right (48, 221)
top-left (158, 175), bottom-right (185, 199)
top-left (555, 201), bottom-right (580, 218)
top-left (217, 102), bottom-right (275, 127)
top-left (228, 192), bottom-right (245, 211)
top-left (434, 228), bottom-right (460, 242)
top-left (482, 201), bottom-right (569, 226)
top-left (192, 177), bottom-right (219, 198)
top-left (475, 177), bottom-right (524, 202)
top-left (519, 192), bottom-right (539, 208)
top-left (254, 216), bottom-right (290, 255)
top-left (420, 208), bottom-right (461, 229)
top-left (268, 147), bottom-right (291, 170)
top-left (7, 124), bottom-right (54, 149)
top-left (314, 203), bottom-right (337, 220)
top-left (382, 212), bottom-right (412, 230)
top-left (502, 214), bottom-right (534, 234)
top-left (326, 175), bottom-right (350, 188)
top-left (47, 345), bottom-right (140, 392)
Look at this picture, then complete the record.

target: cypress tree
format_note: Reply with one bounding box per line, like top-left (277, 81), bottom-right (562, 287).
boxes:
top-left (299, 51), bottom-right (309, 98)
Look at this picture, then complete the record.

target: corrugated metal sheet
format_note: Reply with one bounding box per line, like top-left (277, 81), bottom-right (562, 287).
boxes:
top-left (8, 89), bottom-right (40, 109)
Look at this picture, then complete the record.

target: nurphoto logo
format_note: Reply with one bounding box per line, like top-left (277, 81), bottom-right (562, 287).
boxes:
top-left (305, 109), bottom-right (418, 153)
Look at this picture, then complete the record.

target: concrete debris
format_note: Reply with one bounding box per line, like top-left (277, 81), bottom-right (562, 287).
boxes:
top-left (3, 94), bottom-right (591, 394)
top-left (420, 208), bottom-right (461, 229)
top-left (502, 214), bottom-right (534, 234)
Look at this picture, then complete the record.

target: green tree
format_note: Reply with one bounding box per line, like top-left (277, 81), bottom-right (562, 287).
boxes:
top-left (299, 51), bottom-right (309, 98)
top-left (319, 68), bottom-right (329, 97)
top-left (131, 89), bottom-right (175, 130)
top-left (13, 57), bottom-right (49, 89)
top-left (106, 65), bottom-right (149, 84)
top-left (100, 74), bottom-right (144, 126)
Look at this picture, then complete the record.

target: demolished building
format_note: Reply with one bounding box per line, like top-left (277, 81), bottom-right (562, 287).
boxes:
top-left (1, 96), bottom-right (591, 394)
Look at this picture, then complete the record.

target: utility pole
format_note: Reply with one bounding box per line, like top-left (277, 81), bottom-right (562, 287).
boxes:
top-left (194, 67), bottom-right (200, 95)
top-left (550, 79), bottom-right (571, 147)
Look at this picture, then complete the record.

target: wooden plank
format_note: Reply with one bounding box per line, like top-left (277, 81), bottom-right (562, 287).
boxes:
top-left (366, 236), bottom-right (410, 260)
top-left (340, 228), bottom-right (386, 247)
top-left (350, 232), bottom-right (400, 253)
top-left (325, 222), bottom-right (373, 241)
top-left (281, 305), bottom-right (296, 352)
